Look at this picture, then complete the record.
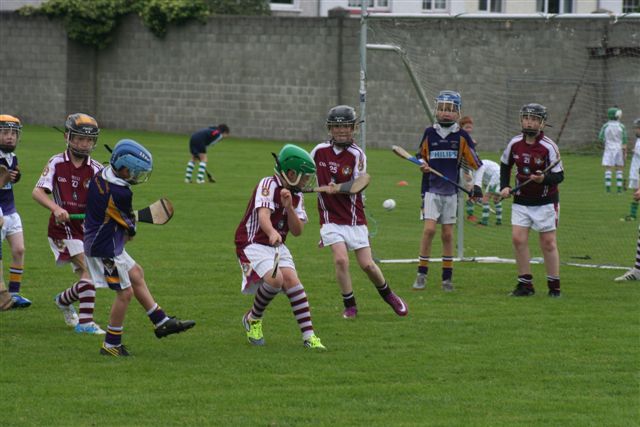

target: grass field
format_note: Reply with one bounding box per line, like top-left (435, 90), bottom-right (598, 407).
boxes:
top-left (1, 126), bottom-right (638, 426)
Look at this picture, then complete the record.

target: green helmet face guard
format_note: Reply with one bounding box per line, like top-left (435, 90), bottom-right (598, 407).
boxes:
top-left (273, 144), bottom-right (317, 193)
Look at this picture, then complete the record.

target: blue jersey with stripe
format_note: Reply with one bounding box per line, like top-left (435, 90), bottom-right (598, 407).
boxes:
top-left (0, 153), bottom-right (18, 215)
top-left (418, 124), bottom-right (482, 196)
top-left (83, 167), bottom-right (136, 258)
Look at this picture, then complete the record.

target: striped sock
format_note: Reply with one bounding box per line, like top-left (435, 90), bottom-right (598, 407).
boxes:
top-left (481, 203), bottom-right (490, 224)
top-left (605, 170), bottom-right (612, 191)
top-left (631, 201), bottom-right (639, 219)
top-left (104, 325), bottom-right (123, 347)
top-left (196, 162), bottom-right (207, 182)
top-left (442, 256), bottom-right (453, 281)
top-left (250, 282), bottom-right (279, 320)
top-left (466, 200), bottom-right (474, 216)
top-left (495, 201), bottom-right (503, 223)
top-left (418, 256), bottom-right (429, 275)
top-left (635, 228), bottom-right (640, 270)
top-left (8, 264), bottom-right (23, 293)
top-left (185, 160), bottom-right (195, 181)
top-left (547, 275), bottom-right (560, 292)
top-left (616, 171), bottom-right (623, 192)
top-left (342, 291), bottom-right (356, 308)
top-left (147, 303), bottom-right (169, 327)
top-left (286, 284), bottom-right (314, 340)
top-left (518, 274), bottom-right (534, 289)
top-left (75, 279), bottom-right (96, 324)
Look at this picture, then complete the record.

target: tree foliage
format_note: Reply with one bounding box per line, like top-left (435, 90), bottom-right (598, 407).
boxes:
top-left (19, 0), bottom-right (270, 49)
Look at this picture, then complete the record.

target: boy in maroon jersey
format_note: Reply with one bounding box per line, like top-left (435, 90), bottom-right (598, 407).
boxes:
top-left (33, 114), bottom-right (105, 333)
top-left (311, 105), bottom-right (408, 319)
top-left (235, 144), bottom-right (325, 349)
top-left (499, 103), bottom-right (564, 297)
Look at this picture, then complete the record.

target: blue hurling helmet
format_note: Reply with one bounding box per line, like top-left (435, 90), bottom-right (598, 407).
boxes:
top-left (435, 90), bottom-right (462, 126)
top-left (110, 139), bottom-right (153, 185)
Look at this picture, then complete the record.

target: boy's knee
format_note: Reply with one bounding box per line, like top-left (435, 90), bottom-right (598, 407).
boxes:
top-left (334, 256), bottom-right (349, 271)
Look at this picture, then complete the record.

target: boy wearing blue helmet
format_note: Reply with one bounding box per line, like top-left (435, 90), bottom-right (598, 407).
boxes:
top-left (412, 91), bottom-right (482, 292)
top-left (84, 139), bottom-right (195, 356)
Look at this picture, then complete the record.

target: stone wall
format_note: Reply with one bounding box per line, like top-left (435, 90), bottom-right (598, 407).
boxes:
top-left (1, 12), bottom-right (637, 150)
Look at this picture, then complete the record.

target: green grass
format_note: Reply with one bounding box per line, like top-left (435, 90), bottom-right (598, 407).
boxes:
top-left (0, 126), bottom-right (638, 426)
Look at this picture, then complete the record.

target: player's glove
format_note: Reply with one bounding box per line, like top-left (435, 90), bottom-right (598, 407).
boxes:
top-left (472, 185), bottom-right (483, 199)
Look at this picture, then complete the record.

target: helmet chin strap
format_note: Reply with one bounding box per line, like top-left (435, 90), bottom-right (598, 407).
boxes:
top-left (522, 129), bottom-right (540, 137)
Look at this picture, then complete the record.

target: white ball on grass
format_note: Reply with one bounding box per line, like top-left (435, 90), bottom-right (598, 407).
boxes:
top-left (383, 199), bottom-right (396, 211)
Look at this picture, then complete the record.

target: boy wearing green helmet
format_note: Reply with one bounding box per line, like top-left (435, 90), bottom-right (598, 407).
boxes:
top-left (235, 144), bottom-right (325, 350)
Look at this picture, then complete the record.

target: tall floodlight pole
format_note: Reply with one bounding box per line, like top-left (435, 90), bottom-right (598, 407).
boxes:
top-left (359, 0), bottom-right (368, 153)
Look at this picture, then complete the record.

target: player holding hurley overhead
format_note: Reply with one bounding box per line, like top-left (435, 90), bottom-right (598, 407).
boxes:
top-left (499, 103), bottom-right (564, 298)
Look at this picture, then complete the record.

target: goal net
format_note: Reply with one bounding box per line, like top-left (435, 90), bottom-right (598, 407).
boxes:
top-left (364, 15), bottom-right (640, 268)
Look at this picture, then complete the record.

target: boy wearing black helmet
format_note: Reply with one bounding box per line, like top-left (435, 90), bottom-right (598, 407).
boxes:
top-left (33, 113), bottom-right (105, 334)
top-left (500, 103), bottom-right (564, 297)
top-left (311, 105), bottom-right (408, 319)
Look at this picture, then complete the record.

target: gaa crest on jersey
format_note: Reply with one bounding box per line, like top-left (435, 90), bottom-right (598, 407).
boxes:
top-left (42, 166), bottom-right (49, 177)
top-left (261, 187), bottom-right (270, 197)
top-left (342, 166), bottom-right (352, 177)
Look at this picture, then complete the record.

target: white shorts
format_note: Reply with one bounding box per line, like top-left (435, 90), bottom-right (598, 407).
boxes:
top-left (483, 175), bottom-right (500, 194)
top-left (1, 212), bottom-right (23, 240)
top-left (237, 243), bottom-right (295, 294)
top-left (48, 237), bottom-right (84, 265)
top-left (421, 193), bottom-right (457, 224)
top-left (628, 155), bottom-right (640, 189)
top-left (602, 149), bottom-right (624, 167)
top-left (85, 250), bottom-right (136, 290)
top-left (512, 203), bottom-right (559, 233)
top-left (320, 223), bottom-right (370, 251)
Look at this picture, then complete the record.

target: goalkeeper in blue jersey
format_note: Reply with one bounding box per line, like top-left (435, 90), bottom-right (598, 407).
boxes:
top-left (412, 91), bottom-right (482, 292)
top-left (184, 124), bottom-right (230, 184)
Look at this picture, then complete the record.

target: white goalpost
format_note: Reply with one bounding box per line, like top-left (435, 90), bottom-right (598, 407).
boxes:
top-left (360, 12), bottom-right (639, 269)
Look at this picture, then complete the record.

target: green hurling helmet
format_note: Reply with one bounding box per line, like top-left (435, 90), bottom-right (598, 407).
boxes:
top-left (607, 107), bottom-right (622, 120)
top-left (274, 144), bottom-right (316, 192)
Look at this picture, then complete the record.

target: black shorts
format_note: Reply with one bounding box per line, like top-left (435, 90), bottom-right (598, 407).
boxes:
top-left (189, 140), bottom-right (206, 156)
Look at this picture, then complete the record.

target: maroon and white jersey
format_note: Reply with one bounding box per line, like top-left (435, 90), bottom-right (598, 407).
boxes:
top-left (234, 174), bottom-right (307, 250)
top-left (35, 150), bottom-right (102, 240)
top-left (311, 141), bottom-right (367, 226)
top-left (500, 132), bottom-right (563, 206)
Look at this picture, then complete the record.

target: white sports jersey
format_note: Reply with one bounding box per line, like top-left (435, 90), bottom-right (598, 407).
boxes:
top-left (634, 137), bottom-right (640, 157)
top-left (598, 120), bottom-right (627, 152)
top-left (473, 159), bottom-right (500, 188)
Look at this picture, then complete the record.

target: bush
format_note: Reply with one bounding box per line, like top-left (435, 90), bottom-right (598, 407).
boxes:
top-left (19, 0), bottom-right (270, 49)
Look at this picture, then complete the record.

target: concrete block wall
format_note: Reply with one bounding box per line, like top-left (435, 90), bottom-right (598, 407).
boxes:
top-left (0, 13), bottom-right (637, 150)
top-left (0, 14), bottom-right (67, 125)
